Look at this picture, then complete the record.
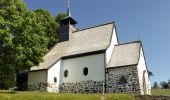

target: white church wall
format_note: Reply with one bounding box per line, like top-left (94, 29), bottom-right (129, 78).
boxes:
top-left (137, 48), bottom-right (151, 95)
top-left (28, 70), bottom-right (47, 91)
top-left (47, 60), bottom-right (61, 92)
top-left (59, 53), bottom-right (105, 93)
top-left (106, 27), bottom-right (118, 64)
top-left (62, 53), bottom-right (105, 83)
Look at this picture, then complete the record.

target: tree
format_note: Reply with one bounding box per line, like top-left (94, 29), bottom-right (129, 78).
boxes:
top-left (54, 13), bottom-right (67, 25)
top-left (160, 81), bottom-right (169, 89)
top-left (168, 79), bottom-right (170, 84)
top-left (34, 9), bottom-right (60, 49)
top-left (0, 0), bottom-right (67, 89)
top-left (0, 0), bottom-right (49, 88)
top-left (153, 81), bottom-right (159, 89)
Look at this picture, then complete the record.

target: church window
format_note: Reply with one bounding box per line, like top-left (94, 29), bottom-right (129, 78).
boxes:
top-left (83, 67), bottom-right (88, 76)
top-left (118, 76), bottom-right (127, 85)
top-left (54, 77), bottom-right (57, 83)
top-left (64, 70), bottom-right (68, 78)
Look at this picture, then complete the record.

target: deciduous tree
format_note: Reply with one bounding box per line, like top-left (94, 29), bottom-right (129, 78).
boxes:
top-left (0, 0), bottom-right (66, 88)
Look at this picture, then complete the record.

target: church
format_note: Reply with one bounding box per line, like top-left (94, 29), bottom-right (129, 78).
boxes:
top-left (28, 3), bottom-right (151, 95)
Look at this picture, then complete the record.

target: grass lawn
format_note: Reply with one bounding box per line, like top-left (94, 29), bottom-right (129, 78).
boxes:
top-left (151, 89), bottom-right (170, 96)
top-left (0, 89), bottom-right (170, 100)
top-left (0, 90), bottom-right (135, 100)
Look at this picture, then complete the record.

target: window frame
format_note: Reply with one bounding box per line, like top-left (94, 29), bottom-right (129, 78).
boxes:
top-left (64, 69), bottom-right (68, 78)
top-left (54, 77), bottom-right (57, 83)
top-left (83, 67), bottom-right (88, 76)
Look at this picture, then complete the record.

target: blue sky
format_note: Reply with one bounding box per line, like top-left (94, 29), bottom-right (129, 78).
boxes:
top-left (23, 0), bottom-right (170, 85)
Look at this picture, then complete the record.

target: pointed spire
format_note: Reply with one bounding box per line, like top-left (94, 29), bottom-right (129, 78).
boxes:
top-left (60, 0), bottom-right (77, 26)
top-left (67, 0), bottom-right (71, 17)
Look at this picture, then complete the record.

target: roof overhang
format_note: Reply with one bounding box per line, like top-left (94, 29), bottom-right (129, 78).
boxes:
top-left (62, 49), bottom-right (105, 59)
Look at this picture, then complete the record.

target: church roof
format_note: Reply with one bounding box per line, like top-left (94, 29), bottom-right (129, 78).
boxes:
top-left (30, 22), bottom-right (114, 71)
top-left (107, 41), bottom-right (141, 68)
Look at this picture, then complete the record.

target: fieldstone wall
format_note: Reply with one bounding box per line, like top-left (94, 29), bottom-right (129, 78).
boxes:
top-left (27, 66), bottom-right (141, 93)
top-left (27, 82), bottom-right (47, 91)
top-left (27, 82), bottom-right (58, 92)
top-left (59, 80), bottom-right (104, 93)
top-left (106, 65), bottom-right (141, 94)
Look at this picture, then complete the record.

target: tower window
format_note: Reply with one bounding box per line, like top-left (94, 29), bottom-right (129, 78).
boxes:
top-left (83, 67), bottom-right (88, 76)
top-left (64, 70), bottom-right (68, 78)
top-left (118, 76), bottom-right (127, 85)
top-left (54, 77), bottom-right (57, 83)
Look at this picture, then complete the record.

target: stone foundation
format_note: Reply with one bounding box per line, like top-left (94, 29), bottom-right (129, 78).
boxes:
top-left (59, 80), bottom-right (104, 93)
top-left (106, 65), bottom-right (140, 94)
top-left (28, 66), bottom-right (141, 93)
top-left (28, 82), bottom-right (58, 92)
top-left (27, 82), bottom-right (47, 91)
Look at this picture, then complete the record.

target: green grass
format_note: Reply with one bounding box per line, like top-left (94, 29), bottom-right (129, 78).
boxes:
top-left (0, 90), bottom-right (134, 100)
top-left (0, 89), bottom-right (170, 100)
top-left (151, 89), bottom-right (170, 96)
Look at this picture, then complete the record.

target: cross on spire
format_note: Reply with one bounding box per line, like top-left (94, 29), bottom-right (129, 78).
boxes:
top-left (67, 0), bottom-right (71, 17)
top-left (60, 0), bottom-right (77, 26)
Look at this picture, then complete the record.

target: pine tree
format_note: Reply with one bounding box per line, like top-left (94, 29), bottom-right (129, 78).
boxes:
top-left (153, 81), bottom-right (159, 89)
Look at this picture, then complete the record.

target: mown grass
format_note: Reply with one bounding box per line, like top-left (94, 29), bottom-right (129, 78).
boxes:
top-left (151, 89), bottom-right (170, 96)
top-left (0, 89), bottom-right (170, 100)
top-left (0, 90), bottom-right (134, 100)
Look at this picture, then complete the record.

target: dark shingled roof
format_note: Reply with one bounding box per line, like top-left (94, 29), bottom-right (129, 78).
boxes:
top-left (107, 41), bottom-right (141, 68)
top-left (31, 22), bottom-right (114, 71)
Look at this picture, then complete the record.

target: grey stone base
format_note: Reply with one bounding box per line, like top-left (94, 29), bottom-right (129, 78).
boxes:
top-left (106, 66), bottom-right (141, 94)
top-left (59, 80), bottom-right (104, 93)
top-left (28, 66), bottom-right (142, 94)
top-left (27, 82), bottom-right (47, 91)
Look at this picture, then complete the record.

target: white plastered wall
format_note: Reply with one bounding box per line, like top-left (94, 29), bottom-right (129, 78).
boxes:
top-left (47, 60), bottom-right (62, 92)
top-left (106, 27), bottom-right (118, 64)
top-left (62, 53), bottom-right (105, 83)
top-left (28, 70), bottom-right (47, 85)
top-left (137, 47), bottom-right (151, 95)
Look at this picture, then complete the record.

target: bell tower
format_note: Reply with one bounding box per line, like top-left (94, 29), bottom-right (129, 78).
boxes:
top-left (59, 0), bottom-right (77, 42)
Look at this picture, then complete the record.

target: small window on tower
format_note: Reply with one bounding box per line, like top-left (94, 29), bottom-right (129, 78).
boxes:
top-left (83, 67), bottom-right (88, 76)
top-left (64, 70), bottom-right (68, 78)
top-left (118, 76), bottom-right (127, 85)
top-left (54, 77), bottom-right (57, 83)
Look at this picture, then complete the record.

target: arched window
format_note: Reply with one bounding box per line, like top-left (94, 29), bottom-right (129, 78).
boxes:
top-left (83, 67), bottom-right (88, 76)
top-left (118, 76), bottom-right (127, 85)
top-left (64, 70), bottom-right (68, 78)
top-left (54, 77), bottom-right (57, 83)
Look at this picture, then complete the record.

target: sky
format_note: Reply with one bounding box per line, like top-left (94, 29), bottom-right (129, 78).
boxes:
top-left (23, 0), bottom-right (170, 85)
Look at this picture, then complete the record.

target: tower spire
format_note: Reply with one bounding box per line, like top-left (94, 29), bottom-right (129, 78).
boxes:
top-left (59, 0), bottom-right (77, 26)
top-left (67, 0), bottom-right (71, 17)
top-left (58, 0), bottom-right (77, 42)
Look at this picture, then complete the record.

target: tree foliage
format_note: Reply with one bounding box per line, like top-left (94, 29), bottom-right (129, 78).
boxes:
top-left (160, 81), bottom-right (169, 89)
top-left (159, 79), bottom-right (170, 89)
top-left (0, 0), bottom-right (66, 88)
top-left (54, 13), bottom-right (67, 24)
top-left (34, 9), bottom-right (59, 49)
top-left (153, 81), bottom-right (159, 89)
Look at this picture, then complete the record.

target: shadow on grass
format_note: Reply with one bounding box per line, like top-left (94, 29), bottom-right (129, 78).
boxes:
top-left (0, 90), bottom-right (17, 94)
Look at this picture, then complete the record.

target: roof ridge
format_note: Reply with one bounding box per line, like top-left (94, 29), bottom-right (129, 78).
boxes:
top-left (73, 21), bottom-right (115, 33)
top-left (115, 40), bottom-right (141, 46)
